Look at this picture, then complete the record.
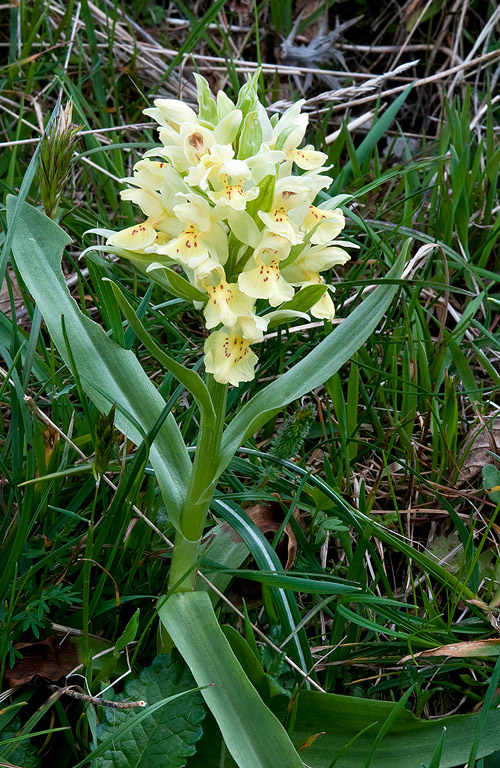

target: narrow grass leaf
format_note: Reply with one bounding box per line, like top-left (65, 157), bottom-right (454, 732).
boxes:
top-left (212, 498), bottom-right (314, 675)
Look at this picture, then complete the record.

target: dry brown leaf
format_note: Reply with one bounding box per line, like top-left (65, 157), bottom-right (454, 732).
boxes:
top-left (5, 637), bottom-right (80, 687)
top-left (246, 502), bottom-right (302, 570)
top-left (458, 415), bottom-right (500, 484)
top-left (401, 638), bottom-right (500, 662)
top-left (226, 0), bottom-right (253, 23)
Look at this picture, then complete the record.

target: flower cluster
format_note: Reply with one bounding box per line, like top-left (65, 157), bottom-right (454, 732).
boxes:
top-left (105, 73), bottom-right (354, 386)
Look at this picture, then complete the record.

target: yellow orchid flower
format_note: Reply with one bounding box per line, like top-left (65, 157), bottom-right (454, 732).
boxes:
top-left (148, 195), bottom-right (228, 280)
top-left (238, 232), bottom-right (295, 306)
top-left (281, 244), bottom-right (351, 293)
top-left (107, 220), bottom-right (158, 251)
top-left (257, 181), bottom-right (307, 245)
top-left (143, 98), bottom-right (200, 130)
top-left (204, 328), bottom-right (259, 386)
top-left (202, 270), bottom-right (256, 329)
top-left (302, 206), bottom-right (346, 245)
top-left (208, 160), bottom-right (259, 211)
top-left (104, 71), bottom-right (356, 386)
top-left (270, 102), bottom-right (328, 172)
top-left (185, 143), bottom-right (234, 189)
top-left (181, 124), bottom-right (217, 166)
top-left (119, 159), bottom-right (189, 236)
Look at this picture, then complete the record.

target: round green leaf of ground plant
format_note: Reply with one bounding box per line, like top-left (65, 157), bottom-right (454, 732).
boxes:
top-left (95, 654), bottom-right (205, 768)
top-left (292, 690), bottom-right (500, 767)
top-left (483, 465), bottom-right (500, 504)
top-left (0, 718), bottom-right (40, 768)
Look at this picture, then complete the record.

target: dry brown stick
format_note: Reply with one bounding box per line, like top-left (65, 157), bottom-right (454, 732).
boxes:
top-left (390, 0), bottom-right (435, 70)
top-left (301, 49), bottom-right (500, 114)
top-left (49, 684), bottom-right (147, 708)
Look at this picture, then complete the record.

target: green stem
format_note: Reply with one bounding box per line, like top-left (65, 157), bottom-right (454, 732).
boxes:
top-left (168, 375), bottom-right (227, 592)
top-left (82, 482), bottom-right (99, 667)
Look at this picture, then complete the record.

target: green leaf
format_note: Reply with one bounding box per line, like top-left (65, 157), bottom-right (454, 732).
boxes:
top-left (160, 0), bottom-right (229, 83)
top-left (330, 86), bottom-right (413, 193)
top-left (146, 263), bottom-right (207, 302)
top-left (0, 313), bottom-right (50, 388)
top-left (7, 197), bottom-right (191, 530)
top-left (265, 309), bottom-right (310, 330)
top-left (159, 591), bottom-right (305, 768)
top-left (93, 654), bottom-right (205, 768)
top-left (0, 116), bottom-right (43, 285)
top-left (423, 727), bottom-right (447, 768)
top-left (205, 567), bottom-right (361, 596)
top-left (113, 609), bottom-right (140, 657)
top-left (246, 175), bottom-right (275, 218)
top-left (434, 292), bottom-right (485, 390)
top-left (107, 280), bottom-right (215, 428)
top-left (467, 652), bottom-right (500, 767)
top-left (217, 245), bottom-right (407, 478)
top-left (193, 73), bottom-right (217, 124)
top-left (198, 522), bottom-right (250, 599)
top-left (237, 110), bottom-right (263, 159)
top-left (235, 70), bottom-right (260, 119)
top-left (482, 465), bottom-right (500, 504)
top-left (273, 284), bottom-right (331, 315)
top-left (292, 689), bottom-right (500, 767)
top-left (212, 499), bottom-right (313, 675)
top-left (227, 209), bottom-right (261, 248)
top-left (0, 718), bottom-right (40, 768)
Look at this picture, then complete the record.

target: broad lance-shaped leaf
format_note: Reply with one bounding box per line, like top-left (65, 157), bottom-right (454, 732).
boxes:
top-left (7, 197), bottom-right (191, 529)
top-left (292, 689), bottom-right (500, 767)
top-left (160, 591), bottom-right (305, 768)
top-left (217, 244), bottom-right (408, 479)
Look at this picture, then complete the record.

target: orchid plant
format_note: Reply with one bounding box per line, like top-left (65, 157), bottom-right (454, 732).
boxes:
top-left (92, 72), bottom-right (359, 595)
top-left (8, 72), bottom-right (404, 768)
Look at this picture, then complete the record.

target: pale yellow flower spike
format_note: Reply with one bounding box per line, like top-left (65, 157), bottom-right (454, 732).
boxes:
top-left (103, 72), bottom-right (356, 387)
